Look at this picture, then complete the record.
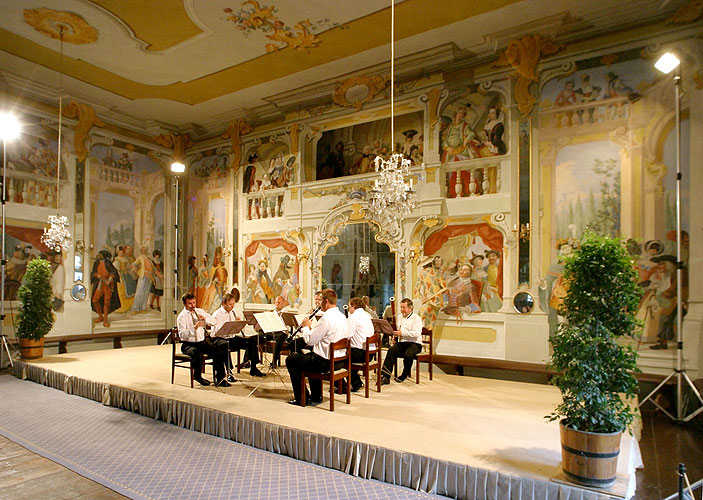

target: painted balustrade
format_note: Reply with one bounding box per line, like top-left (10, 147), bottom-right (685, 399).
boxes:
top-left (539, 95), bottom-right (630, 129)
top-left (244, 186), bottom-right (286, 220)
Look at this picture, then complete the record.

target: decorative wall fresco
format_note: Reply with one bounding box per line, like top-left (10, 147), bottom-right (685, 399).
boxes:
top-left (89, 140), bottom-right (166, 328)
top-left (244, 238), bottom-right (300, 307)
top-left (315, 111), bottom-right (424, 180)
top-left (191, 150), bottom-right (230, 178)
top-left (242, 139), bottom-right (295, 219)
top-left (415, 223), bottom-right (504, 329)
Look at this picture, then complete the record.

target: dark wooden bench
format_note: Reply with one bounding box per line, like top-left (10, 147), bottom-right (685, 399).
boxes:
top-left (29, 329), bottom-right (171, 354)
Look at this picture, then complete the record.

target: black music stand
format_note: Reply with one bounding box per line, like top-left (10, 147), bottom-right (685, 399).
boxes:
top-left (283, 312), bottom-right (313, 355)
top-left (247, 312), bottom-right (290, 397)
top-left (372, 318), bottom-right (394, 351)
top-left (212, 320), bottom-right (248, 389)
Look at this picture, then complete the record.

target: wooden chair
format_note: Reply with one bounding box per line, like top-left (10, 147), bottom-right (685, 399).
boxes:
top-left (301, 338), bottom-right (351, 411)
top-left (415, 327), bottom-right (433, 384)
top-left (350, 333), bottom-right (382, 398)
top-left (170, 327), bottom-right (212, 388)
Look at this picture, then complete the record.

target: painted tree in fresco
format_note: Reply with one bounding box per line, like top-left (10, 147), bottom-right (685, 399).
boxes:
top-left (206, 215), bottom-right (225, 260)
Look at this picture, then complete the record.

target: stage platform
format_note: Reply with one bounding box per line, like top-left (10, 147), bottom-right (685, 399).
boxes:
top-left (11, 345), bottom-right (642, 500)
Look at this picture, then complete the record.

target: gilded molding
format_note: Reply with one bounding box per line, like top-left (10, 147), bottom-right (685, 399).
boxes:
top-left (154, 133), bottom-right (193, 164)
top-left (666, 0), bottom-right (703, 24)
top-left (221, 119), bottom-right (253, 171)
top-left (420, 88), bottom-right (448, 130)
top-left (495, 34), bottom-right (564, 116)
top-left (332, 74), bottom-right (389, 111)
top-left (63, 101), bottom-right (104, 162)
top-left (23, 8), bottom-right (98, 44)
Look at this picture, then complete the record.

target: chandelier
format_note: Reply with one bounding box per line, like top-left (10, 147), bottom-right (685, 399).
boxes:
top-left (367, 0), bottom-right (416, 221)
top-left (41, 26), bottom-right (72, 253)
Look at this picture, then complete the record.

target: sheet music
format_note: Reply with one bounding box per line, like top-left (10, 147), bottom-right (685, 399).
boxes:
top-left (294, 314), bottom-right (318, 329)
top-left (253, 311), bottom-right (287, 333)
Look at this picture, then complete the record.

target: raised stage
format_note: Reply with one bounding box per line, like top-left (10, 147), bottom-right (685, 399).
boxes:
top-left (11, 345), bottom-right (642, 500)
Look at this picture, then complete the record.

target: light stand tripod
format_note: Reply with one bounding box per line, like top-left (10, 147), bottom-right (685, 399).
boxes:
top-left (1, 116), bottom-right (22, 369)
top-left (640, 60), bottom-right (703, 423)
top-left (162, 167), bottom-right (184, 345)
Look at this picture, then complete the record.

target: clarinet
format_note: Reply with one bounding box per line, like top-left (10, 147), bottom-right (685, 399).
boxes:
top-left (286, 306), bottom-right (321, 343)
top-left (388, 296), bottom-right (398, 345)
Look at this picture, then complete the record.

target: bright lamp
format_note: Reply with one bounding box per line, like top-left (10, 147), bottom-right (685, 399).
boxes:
top-left (0, 113), bottom-right (21, 141)
top-left (654, 52), bottom-right (681, 74)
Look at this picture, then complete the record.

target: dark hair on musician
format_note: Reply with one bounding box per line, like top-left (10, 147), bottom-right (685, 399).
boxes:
top-left (401, 298), bottom-right (414, 309)
top-left (223, 292), bottom-right (236, 304)
top-left (229, 287), bottom-right (240, 303)
top-left (314, 290), bottom-right (323, 296)
top-left (320, 288), bottom-right (337, 305)
top-left (182, 292), bottom-right (196, 304)
top-left (349, 297), bottom-right (365, 310)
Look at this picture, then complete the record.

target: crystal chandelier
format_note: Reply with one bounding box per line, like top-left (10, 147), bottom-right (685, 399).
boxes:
top-left (367, 0), bottom-right (416, 221)
top-left (358, 255), bottom-right (370, 275)
top-left (41, 27), bottom-right (72, 253)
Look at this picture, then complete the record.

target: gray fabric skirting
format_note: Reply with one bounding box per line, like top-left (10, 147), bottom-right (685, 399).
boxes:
top-left (12, 361), bottom-right (611, 500)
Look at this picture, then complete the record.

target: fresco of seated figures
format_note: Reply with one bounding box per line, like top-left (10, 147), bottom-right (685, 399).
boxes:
top-left (243, 238), bottom-right (300, 308)
top-left (537, 47), bottom-right (690, 351)
top-left (314, 111), bottom-right (424, 181)
top-left (88, 141), bottom-right (166, 329)
top-left (3, 119), bottom-right (68, 208)
top-left (414, 222), bottom-right (504, 330)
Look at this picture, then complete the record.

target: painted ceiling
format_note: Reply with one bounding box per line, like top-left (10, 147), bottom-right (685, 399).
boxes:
top-left (0, 0), bottom-right (687, 136)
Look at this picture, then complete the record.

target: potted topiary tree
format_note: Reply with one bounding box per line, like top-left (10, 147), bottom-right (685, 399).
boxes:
top-left (16, 258), bottom-right (55, 359)
top-left (546, 232), bottom-right (642, 489)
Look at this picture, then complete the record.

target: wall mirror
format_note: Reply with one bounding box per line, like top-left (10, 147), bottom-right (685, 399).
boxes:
top-left (70, 282), bottom-right (87, 301)
top-left (513, 291), bottom-right (534, 314)
top-left (321, 222), bottom-right (394, 316)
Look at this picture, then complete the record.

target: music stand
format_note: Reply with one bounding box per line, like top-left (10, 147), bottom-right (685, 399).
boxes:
top-left (247, 312), bottom-right (290, 397)
top-left (212, 320), bottom-right (248, 389)
top-left (373, 318), bottom-right (394, 351)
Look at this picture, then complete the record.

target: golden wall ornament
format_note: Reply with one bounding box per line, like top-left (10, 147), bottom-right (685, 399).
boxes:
top-left (495, 34), bottom-right (564, 116)
top-left (666, 0), bottom-right (703, 24)
top-left (420, 87), bottom-right (447, 129)
top-left (154, 133), bottom-right (193, 165)
top-left (63, 101), bottom-right (104, 162)
top-left (221, 119), bottom-right (253, 171)
top-left (23, 8), bottom-right (98, 44)
top-left (332, 75), bottom-right (389, 111)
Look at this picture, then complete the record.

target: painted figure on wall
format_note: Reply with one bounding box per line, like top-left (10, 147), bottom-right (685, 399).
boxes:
top-left (91, 250), bottom-right (121, 328)
top-left (148, 249), bottom-right (163, 312)
top-left (113, 245), bottom-right (136, 313)
top-left (414, 256), bottom-right (447, 330)
top-left (130, 245), bottom-right (154, 313)
top-left (441, 106), bottom-right (477, 162)
top-left (244, 239), bottom-right (300, 306)
top-left (315, 111), bottom-right (424, 180)
top-left (539, 238), bottom-right (575, 337)
top-left (195, 255), bottom-right (211, 308)
top-left (202, 246), bottom-right (228, 313)
top-left (442, 263), bottom-right (482, 319)
top-left (186, 255), bottom-right (198, 295)
top-left (49, 251), bottom-right (65, 311)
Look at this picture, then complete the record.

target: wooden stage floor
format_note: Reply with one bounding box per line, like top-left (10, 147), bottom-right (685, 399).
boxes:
top-left (13, 345), bottom-right (641, 499)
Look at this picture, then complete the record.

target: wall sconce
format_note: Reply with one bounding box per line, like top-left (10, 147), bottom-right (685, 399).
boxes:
top-left (512, 223), bottom-right (531, 242)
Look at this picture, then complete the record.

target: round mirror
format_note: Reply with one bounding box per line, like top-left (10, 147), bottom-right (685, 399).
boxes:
top-left (513, 291), bottom-right (534, 314)
top-left (70, 283), bottom-right (87, 301)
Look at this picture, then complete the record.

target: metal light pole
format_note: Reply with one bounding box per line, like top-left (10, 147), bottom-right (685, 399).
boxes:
top-left (161, 162), bottom-right (185, 344)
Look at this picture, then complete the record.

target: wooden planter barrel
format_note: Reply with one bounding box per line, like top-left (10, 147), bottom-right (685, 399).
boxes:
top-left (18, 338), bottom-right (44, 360)
top-left (560, 420), bottom-right (621, 488)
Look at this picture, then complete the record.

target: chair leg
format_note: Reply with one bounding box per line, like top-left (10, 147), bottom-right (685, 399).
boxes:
top-left (237, 350), bottom-right (241, 374)
top-left (346, 376), bottom-right (351, 405)
top-left (365, 369), bottom-right (370, 398)
top-left (429, 360), bottom-right (433, 380)
top-left (376, 366), bottom-right (381, 393)
top-left (171, 362), bottom-right (175, 384)
top-left (300, 375), bottom-right (307, 407)
top-left (416, 359), bottom-right (420, 384)
top-left (329, 379), bottom-right (334, 412)
top-left (189, 367), bottom-right (194, 388)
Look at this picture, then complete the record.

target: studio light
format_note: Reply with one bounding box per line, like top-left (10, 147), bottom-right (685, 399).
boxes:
top-left (171, 162), bottom-right (185, 173)
top-left (654, 52), bottom-right (680, 74)
top-left (0, 113), bottom-right (21, 141)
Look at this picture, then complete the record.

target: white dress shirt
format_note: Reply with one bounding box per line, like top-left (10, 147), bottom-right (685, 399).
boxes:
top-left (177, 307), bottom-right (215, 342)
top-left (397, 311), bottom-right (423, 345)
top-left (348, 308), bottom-right (374, 350)
top-left (301, 306), bottom-right (348, 359)
top-left (211, 306), bottom-right (240, 337)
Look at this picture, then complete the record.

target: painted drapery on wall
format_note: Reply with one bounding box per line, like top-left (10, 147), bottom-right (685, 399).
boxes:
top-left (315, 111), bottom-right (424, 180)
top-left (244, 238), bottom-right (300, 307)
top-left (415, 223), bottom-right (504, 329)
top-left (89, 140), bottom-right (166, 329)
top-left (538, 48), bottom-right (690, 348)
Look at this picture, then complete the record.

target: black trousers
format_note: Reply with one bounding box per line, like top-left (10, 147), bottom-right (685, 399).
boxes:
top-left (181, 340), bottom-right (227, 382)
top-left (286, 352), bottom-right (341, 403)
top-left (212, 336), bottom-right (260, 374)
top-left (259, 331), bottom-right (287, 365)
top-left (287, 336), bottom-right (312, 355)
top-left (382, 341), bottom-right (422, 379)
top-left (350, 348), bottom-right (375, 388)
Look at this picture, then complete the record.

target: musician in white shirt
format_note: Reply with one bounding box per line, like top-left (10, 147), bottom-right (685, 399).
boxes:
top-left (176, 292), bottom-right (228, 386)
top-left (381, 298), bottom-right (423, 384)
top-left (211, 293), bottom-right (265, 379)
top-left (285, 288), bottom-right (348, 406)
top-left (347, 297), bottom-right (375, 392)
top-left (256, 295), bottom-right (288, 367)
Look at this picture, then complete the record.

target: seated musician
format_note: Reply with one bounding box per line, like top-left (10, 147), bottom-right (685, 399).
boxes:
top-left (176, 292), bottom-right (229, 387)
top-left (285, 288), bottom-right (348, 406)
top-left (362, 295), bottom-right (379, 319)
top-left (381, 298), bottom-right (423, 385)
top-left (211, 292), bottom-right (265, 379)
top-left (347, 297), bottom-right (374, 392)
top-left (287, 290), bottom-right (323, 355)
top-left (261, 295), bottom-right (289, 367)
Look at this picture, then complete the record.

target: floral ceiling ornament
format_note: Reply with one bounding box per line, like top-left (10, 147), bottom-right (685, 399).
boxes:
top-left (154, 133), bottom-right (193, 166)
top-left (23, 8), bottom-right (98, 44)
top-left (63, 101), bottom-right (104, 162)
top-left (223, 1), bottom-right (323, 53)
top-left (494, 34), bottom-right (564, 116)
top-left (666, 0), bottom-right (703, 24)
top-left (333, 75), bottom-right (389, 111)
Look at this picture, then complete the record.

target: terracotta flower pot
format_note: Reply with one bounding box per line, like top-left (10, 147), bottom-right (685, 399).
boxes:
top-left (560, 420), bottom-right (622, 488)
top-left (18, 338), bottom-right (44, 360)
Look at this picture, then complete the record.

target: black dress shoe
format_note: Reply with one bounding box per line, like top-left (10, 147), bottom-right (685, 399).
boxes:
top-left (250, 369), bottom-right (265, 377)
top-left (195, 377), bottom-right (211, 386)
top-left (217, 380), bottom-right (231, 387)
top-left (351, 383), bottom-right (363, 393)
top-left (241, 360), bottom-right (251, 369)
top-left (308, 397), bottom-right (323, 406)
top-left (395, 374), bottom-right (407, 383)
top-left (288, 399), bottom-right (302, 406)
top-left (381, 377), bottom-right (390, 386)
top-left (227, 375), bottom-right (237, 383)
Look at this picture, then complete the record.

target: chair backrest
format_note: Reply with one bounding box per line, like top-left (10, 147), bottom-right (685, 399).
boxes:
top-left (366, 333), bottom-right (380, 354)
top-left (330, 337), bottom-right (350, 362)
top-left (421, 327), bottom-right (433, 355)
